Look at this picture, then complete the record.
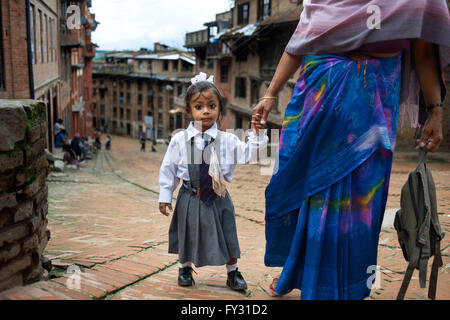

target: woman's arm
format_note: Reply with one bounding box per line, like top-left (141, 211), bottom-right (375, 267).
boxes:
top-left (252, 52), bottom-right (303, 131)
top-left (413, 39), bottom-right (444, 152)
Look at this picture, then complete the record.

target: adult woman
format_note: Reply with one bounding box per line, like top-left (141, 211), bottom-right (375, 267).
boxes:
top-left (253, 0), bottom-right (450, 300)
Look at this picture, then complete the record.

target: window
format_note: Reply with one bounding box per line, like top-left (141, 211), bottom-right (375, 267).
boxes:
top-left (43, 14), bottom-right (47, 63)
top-left (148, 95), bottom-right (153, 107)
top-left (238, 3), bottom-right (249, 25)
top-left (48, 17), bottom-right (53, 62)
top-left (37, 10), bottom-right (42, 63)
top-left (127, 109), bottom-right (131, 120)
top-left (138, 81), bottom-right (142, 91)
top-left (126, 92), bottom-right (131, 103)
top-left (100, 105), bottom-right (105, 115)
top-left (113, 107), bottom-right (117, 118)
top-left (29, 4), bottom-right (35, 65)
top-left (137, 110), bottom-right (142, 121)
top-left (220, 64), bottom-right (229, 83)
top-left (250, 80), bottom-right (259, 105)
top-left (163, 60), bottom-right (169, 71)
top-left (138, 94), bottom-right (142, 105)
top-left (236, 116), bottom-right (243, 129)
top-left (0, 4), bottom-right (4, 89)
top-left (235, 77), bottom-right (247, 98)
top-left (258, 0), bottom-right (271, 21)
top-left (53, 19), bottom-right (57, 62)
top-left (120, 108), bottom-right (124, 119)
top-left (173, 60), bottom-right (178, 71)
top-left (207, 59), bottom-right (214, 70)
top-left (177, 83), bottom-right (183, 96)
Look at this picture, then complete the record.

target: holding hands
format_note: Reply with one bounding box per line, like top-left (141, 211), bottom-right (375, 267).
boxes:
top-left (252, 97), bottom-right (276, 135)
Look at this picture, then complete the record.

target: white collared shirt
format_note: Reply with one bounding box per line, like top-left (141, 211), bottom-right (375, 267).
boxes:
top-left (158, 122), bottom-right (268, 203)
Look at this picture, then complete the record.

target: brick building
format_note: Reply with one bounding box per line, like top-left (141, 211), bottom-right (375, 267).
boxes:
top-left (0, 0), bottom-right (59, 151)
top-left (186, 0), bottom-right (302, 133)
top-left (60, 0), bottom-right (98, 139)
top-left (92, 44), bottom-right (195, 140)
top-left (0, 0), bottom-right (97, 152)
top-left (185, 0), bottom-right (450, 152)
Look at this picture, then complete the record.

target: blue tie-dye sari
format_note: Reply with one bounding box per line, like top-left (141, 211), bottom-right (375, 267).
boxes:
top-left (264, 53), bottom-right (402, 299)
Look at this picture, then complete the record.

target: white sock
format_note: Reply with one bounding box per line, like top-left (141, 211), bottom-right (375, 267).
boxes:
top-left (226, 263), bottom-right (238, 273)
top-left (180, 261), bottom-right (192, 268)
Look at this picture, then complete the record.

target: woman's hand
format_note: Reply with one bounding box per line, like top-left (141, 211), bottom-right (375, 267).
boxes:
top-left (159, 202), bottom-right (173, 216)
top-left (252, 99), bottom-right (276, 134)
top-left (416, 108), bottom-right (443, 153)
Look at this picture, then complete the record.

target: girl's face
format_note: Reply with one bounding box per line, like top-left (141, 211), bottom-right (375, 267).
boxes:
top-left (188, 89), bottom-right (220, 131)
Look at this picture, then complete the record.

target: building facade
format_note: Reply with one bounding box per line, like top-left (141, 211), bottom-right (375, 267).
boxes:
top-left (185, 0), bottom-right (450, 151)
top-left (1, 0), bottom-right (60, 151)
top-left (60, 0), bottom-right (98, 140)
top-left (186, 0), bottom-right (302, 133)
top-left (0, 0), bottom-right (97, 152)
top-left (92, 44), bottom-right (195, 140)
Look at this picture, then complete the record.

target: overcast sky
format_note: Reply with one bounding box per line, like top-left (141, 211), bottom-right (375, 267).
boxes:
top-left (91, 0), bottom-right (232, 51)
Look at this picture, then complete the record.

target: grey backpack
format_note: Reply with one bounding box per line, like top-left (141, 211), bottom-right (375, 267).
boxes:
top-left (393, 148), bottom-right (444, 300)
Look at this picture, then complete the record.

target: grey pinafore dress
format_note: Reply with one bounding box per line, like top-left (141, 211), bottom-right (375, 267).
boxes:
top-left (168, 132), bottom-right (241, 267)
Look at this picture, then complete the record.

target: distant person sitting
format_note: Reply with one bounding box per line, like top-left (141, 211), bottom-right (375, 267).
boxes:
top-left (54, 119), bottom-right (64, 136)
top-left (63, 144), bottom-right (79, 167)
top-left (54, 128), bottom-right (67, 149)
top-left (70, 133), bottom-right (86, 162)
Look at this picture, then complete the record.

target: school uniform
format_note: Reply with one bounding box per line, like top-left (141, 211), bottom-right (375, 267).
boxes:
top-left (159, 122), bottom-right (268, 267)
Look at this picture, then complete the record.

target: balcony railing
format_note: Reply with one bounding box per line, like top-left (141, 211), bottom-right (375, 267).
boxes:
top-left (93, 64), bottom-right (133, 75)
top-left (83, 44), bottom-right (96, 58)
top-left (60, 21), bottom-right (85, 47)
top-left (185, 29), bottom-right (209, 48)
top-left (206, 42), bottom-right (220, 58)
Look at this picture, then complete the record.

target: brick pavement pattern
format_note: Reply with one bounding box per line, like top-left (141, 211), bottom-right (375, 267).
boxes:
top-left (0, 135), bottom-right (448, 300)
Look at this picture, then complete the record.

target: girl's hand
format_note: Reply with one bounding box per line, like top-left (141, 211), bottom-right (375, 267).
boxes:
top-left (159, 202), bottom-right (173, 216)
top-left (416, 108), bottom-right (443, 153)
top-left (252, 99), bottom-right (276, 134)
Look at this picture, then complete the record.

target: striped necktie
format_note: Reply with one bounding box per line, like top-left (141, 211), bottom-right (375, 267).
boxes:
top-left (199, 135), bottom-right (216, 206)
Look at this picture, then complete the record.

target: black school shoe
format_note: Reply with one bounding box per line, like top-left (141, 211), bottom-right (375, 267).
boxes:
top-left (178, 266), bottom-right (195, 286)
top-left (226, 268), bottom-right (248, 291)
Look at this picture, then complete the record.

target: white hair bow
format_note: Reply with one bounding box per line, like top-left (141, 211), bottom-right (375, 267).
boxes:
top-left (191, 72), bottom-right (214, 84)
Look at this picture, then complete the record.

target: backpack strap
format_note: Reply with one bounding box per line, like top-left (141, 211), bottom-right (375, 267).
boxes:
top-left (428, 239), bottom-right (443, 300)
top-left (397, 263), bottom-right (416, 300)
top-left (418, 256), bottom-right (428, 288)
top-left (417, 147), bottom-right (427, 165)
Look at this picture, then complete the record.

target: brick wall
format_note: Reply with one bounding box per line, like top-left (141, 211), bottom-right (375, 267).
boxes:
top-left (0, 99), bottom-right (51, 292)
top-left (0, 0), bottom-right (31, 100)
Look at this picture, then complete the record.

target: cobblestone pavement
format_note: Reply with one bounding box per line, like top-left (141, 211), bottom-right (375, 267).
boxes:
top-left (0, 135), bottom-right (449, 300)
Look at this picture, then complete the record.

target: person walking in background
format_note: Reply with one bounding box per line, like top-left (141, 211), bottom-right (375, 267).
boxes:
top-left (158, 74), bottom-right (268, 291)
top-left (252, 0), bottom-right (450, 300)
top-left (94, 132), bottom-right (102, 150)
top-left (140, 134), bottom-right (146, 152)
top-left (105, 135), bottom-right (112, 150)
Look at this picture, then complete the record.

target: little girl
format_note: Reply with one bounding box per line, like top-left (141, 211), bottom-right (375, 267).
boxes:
top-left (158, 73), bottom-right (268, 291)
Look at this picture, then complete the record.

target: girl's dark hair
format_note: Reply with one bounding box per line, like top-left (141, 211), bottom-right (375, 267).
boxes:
top-left (184, 81), bottom-right (226, 123)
